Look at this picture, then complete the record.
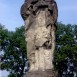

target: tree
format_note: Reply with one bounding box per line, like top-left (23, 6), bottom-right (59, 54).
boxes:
top-left (0, 25), bottom-right (27, 77)
top-left (0, 24), bottom-right (8, 51)
top-left (54, 23), bottom-right (77, 76)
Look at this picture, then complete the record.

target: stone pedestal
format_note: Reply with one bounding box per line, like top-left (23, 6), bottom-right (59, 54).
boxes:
top-left (26, 70), bottom-right (57, 77)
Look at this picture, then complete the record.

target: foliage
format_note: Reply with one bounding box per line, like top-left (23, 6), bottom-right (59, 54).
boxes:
top-left (0, 25), bottom-right (27, 77)
top-left (54, 22), bottom-right (77, 76)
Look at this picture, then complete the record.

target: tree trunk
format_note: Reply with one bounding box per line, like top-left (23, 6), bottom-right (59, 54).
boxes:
top-left (21, 0), bottom-right (58, 77)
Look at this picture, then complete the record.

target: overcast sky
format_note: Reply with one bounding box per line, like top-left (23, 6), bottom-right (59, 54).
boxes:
top-left (0, 0), bottom-right (77, 31)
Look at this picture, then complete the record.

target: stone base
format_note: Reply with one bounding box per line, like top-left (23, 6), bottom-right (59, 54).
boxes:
top-left (26, 69), bottom-right (57, 77)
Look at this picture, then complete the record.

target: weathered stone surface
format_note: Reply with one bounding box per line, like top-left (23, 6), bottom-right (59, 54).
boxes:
top-left (24, 10), bottom-right (56, 71)
top-left (21, 0), bottom-right (58, 77)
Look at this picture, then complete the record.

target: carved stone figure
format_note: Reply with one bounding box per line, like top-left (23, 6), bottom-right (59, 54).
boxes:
top-left (21, 0), bottom-right (58, 26)
top-left (21, 0), bottom-right (58, 77)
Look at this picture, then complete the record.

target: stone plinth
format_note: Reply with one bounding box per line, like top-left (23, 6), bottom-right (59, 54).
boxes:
top-left (26, 70), bottom-right (57, 77)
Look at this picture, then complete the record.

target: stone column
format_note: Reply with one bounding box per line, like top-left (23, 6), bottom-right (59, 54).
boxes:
top-left (21, 0), bottom-right (58, 77)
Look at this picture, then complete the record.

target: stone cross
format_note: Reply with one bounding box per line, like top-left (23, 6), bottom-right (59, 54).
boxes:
top-left (21, 0), bottom-right (58, 77)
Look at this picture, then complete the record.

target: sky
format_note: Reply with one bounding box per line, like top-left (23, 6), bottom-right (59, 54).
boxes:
top-left (0, 0), bottom-right (77, 31)
top-left (0, 70), bottom-right (9, 77)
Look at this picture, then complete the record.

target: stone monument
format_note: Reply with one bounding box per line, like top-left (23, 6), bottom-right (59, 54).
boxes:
top-left (21, 0), bottom-right (58, 77)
